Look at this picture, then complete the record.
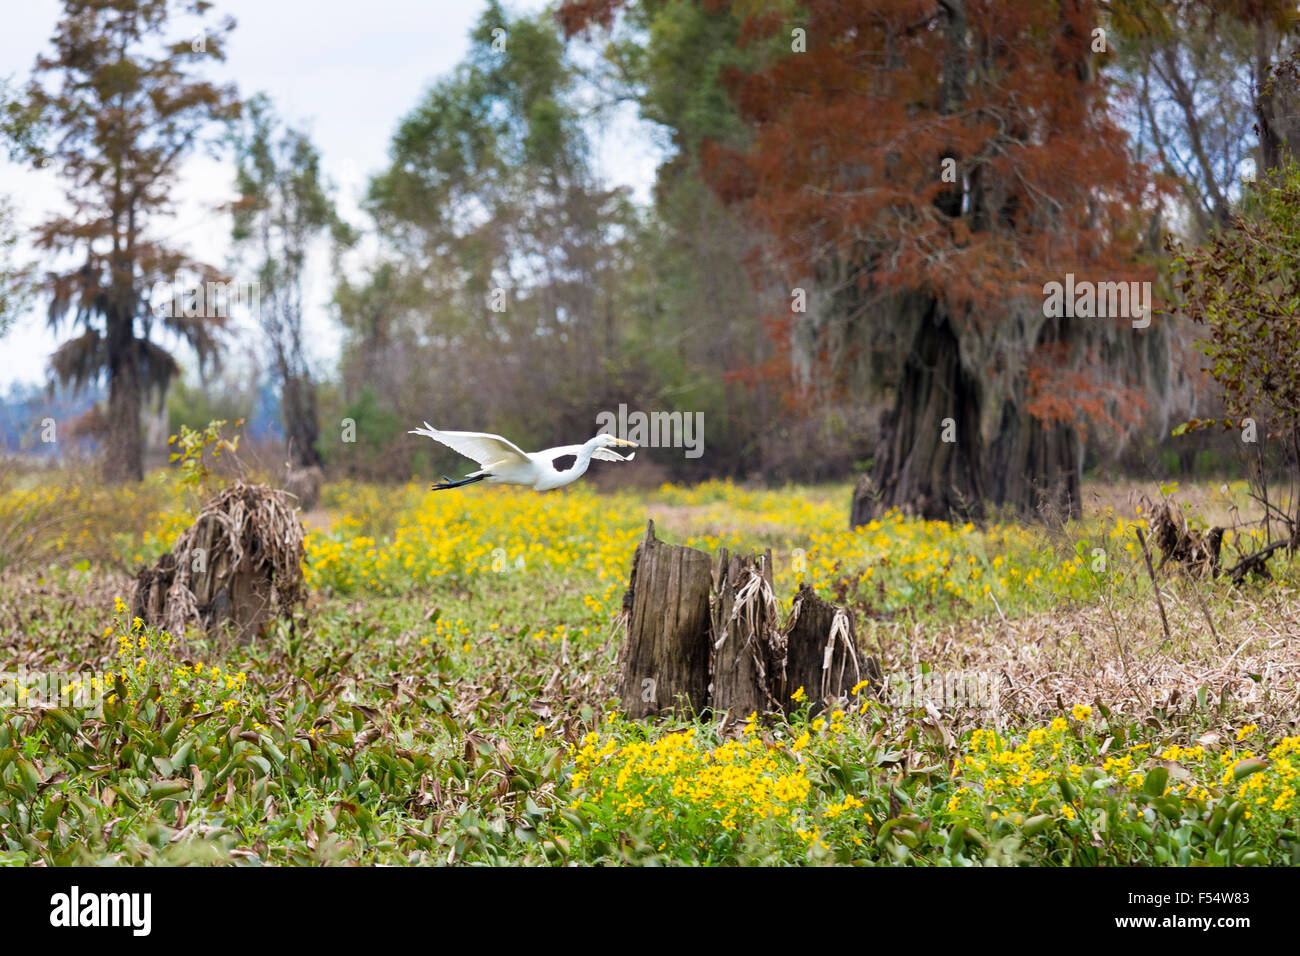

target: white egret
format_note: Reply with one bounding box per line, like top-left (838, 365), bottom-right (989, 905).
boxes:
top-left (408, 422), bottom-right (638, 492)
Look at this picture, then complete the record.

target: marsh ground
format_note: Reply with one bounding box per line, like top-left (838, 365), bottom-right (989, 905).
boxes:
top-left (0, 475), bottom-right (1296, 865)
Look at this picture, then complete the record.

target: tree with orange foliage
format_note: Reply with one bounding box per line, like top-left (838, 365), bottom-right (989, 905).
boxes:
top-left (564, 0), bottom-right (1177, 523)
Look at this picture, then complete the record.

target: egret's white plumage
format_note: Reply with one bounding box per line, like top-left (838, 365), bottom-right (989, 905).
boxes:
top-left (408, 422), bottom-right (637, 492)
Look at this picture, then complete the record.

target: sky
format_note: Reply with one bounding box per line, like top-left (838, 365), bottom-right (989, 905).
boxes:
top-left (0, 0), bottom-right (662, 389)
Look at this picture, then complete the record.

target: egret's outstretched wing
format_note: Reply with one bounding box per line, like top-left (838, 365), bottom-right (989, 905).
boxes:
top-left (591, 448), bottom-right (636, 463)
top-left (408, 422), bottom-right (531, 470)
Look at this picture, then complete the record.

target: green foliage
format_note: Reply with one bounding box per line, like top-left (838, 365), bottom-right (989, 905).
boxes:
top-left (232, 93), bottom-right (353, 255)
top-left (547, 706), bottom-right (1300, 866)
top-left (1170, 160), bottom-right (1300, 436)
top-left (165, 376), bottom-right (254, 438)
top-left (322, 388), bottom-right (404, 472)
top-left (5, 597), bottom-right (1295, 865)
top-left (3, 475), bottom-right (1300, 865)
top-left (0, 76), bottom-right (45, 163)
top-left (597, 0), bottom-right (755, 155)
top-left (167, 419), bottom-right (243, 492)
top-left (368, 3), bottom-right (585, 232)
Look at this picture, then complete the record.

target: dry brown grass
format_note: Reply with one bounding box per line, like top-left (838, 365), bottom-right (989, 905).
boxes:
top-left (862, 576), bottom-right (1300, 737)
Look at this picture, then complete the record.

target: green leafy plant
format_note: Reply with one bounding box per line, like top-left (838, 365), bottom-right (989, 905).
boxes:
top-left (1169, 160), bottom-right (1300, 555)
top-left (168, 419), bottom-right (244, 494)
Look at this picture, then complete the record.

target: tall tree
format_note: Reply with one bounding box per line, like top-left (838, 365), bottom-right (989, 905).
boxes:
top-left (333, 260), bottom-right (418, 408)
top-left (231, 93), bottom-right (351, 470)
top-left (563, 0), bottom-right (878, 480)
top-left (0, 81), bottom-right (38, 336)
top-left (1235, 0), bottom-right (1300, 176)
top-left (568, 0), bottom-right (1169, 521)
top-left (19, 0), bottom-right (239, 481)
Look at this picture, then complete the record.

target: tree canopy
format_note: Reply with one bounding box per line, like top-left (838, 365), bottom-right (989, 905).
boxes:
top-left (18, 0), bottom-right (241, 481)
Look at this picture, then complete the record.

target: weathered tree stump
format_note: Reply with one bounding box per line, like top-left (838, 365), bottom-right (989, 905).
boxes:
top-left (711, 547), bottom-right (779, 718)
top-left (615, 523), bottom-right (879, 719)
top-left (616, 520), bottom-right (713, 717)
top-left (131, 481), bottom-right (306, 645)
top-left (778, 583), bottom-right (879, 715)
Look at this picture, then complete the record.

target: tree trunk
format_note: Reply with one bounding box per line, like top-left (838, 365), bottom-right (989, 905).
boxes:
top-left (282, 372), bottom-right (323, 469)
top-left (1254, 24), bottom-right (1283, 175)
top-left (852, 301), bottom-right (984, 525)
top-left (103, 318), bottom-right (144, 484)
top-left (185, 513), bottom-right (277, 645)
top-left (284, 464), bottom-right (324, 510)
top-left (616, 520), bottom-right (713, 718)
top-left (849, 0), bottom-right (1091, 529)
top-left (983, 404), bottom-right (1083, 521)
top-left (711, 547), bottom-right (778, 718)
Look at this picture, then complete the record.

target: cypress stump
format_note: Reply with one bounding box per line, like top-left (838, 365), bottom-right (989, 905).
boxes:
top-left (616, 520), bottom-right (713, 717)
top-left (711, 547), bottom-right (778, 717)
top-left (615, 523), bottom-right (879, 719)
top-left (131, 481), bottom-right (306, 645)
top-left (777, 584), bottom-right (879, 714)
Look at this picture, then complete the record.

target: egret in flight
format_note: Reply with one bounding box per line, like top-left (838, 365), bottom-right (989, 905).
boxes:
top-left (409, 422), bottom-right (638, 491)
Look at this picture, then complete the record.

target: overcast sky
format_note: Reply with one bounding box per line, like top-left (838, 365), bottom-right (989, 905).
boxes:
top-left (0, 0), bottom-right (661, 389)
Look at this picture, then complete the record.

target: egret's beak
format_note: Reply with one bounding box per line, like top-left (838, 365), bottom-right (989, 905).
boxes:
top-left (612, 437), bottom-right (638, 448)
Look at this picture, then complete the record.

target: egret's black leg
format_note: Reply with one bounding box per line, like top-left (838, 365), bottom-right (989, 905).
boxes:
top-left (431, 474), bottom-right (489, 491)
